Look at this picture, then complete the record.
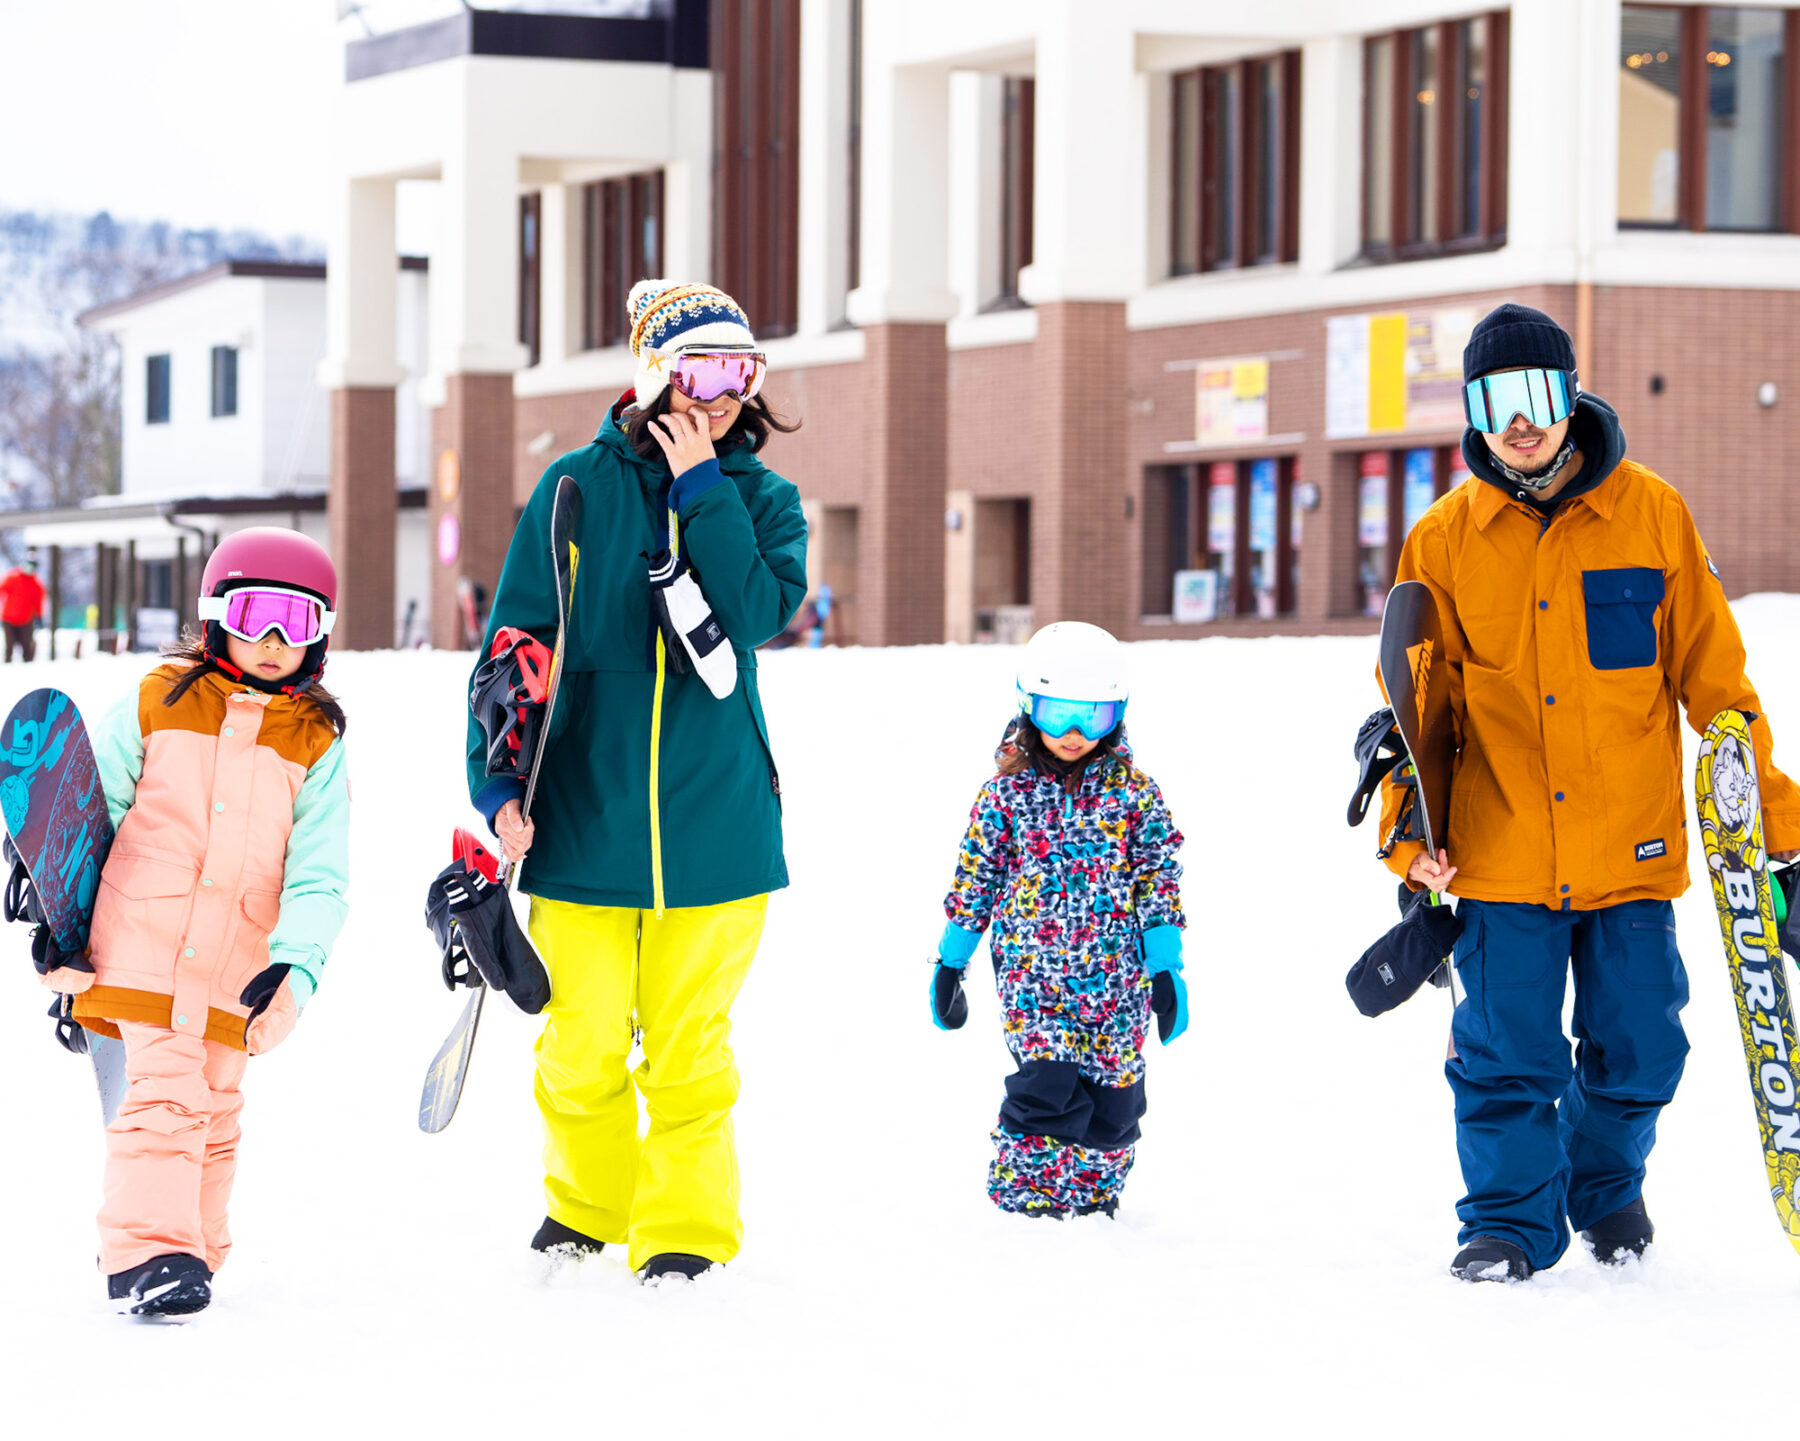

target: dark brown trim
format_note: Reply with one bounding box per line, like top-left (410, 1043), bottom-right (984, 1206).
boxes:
top-left (345, 1), bottom-right (711, 82)
top-left (1485, 9), bottom-right (1509, 240)
top-left (846, 0), bottom-right (863, 297)
top-left (1680, 5), bottom-right (1708, 230)
top-left (1788, 9), bottom-right (1800, 232)
top-left (1280, 49), bottom-right (1303, 262)
top-left (1435, 21), bottom-right (1458, 244)
top-left (518, 192), bottom-right (542, 368)
top-left (79, 260), bottom-right (328, 327)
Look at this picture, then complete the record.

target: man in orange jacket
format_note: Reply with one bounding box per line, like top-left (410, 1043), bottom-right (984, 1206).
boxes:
top-left (1378, 303), bottom-right (1800, 1282)
top-left (0, 556), bottom-right (46, 662)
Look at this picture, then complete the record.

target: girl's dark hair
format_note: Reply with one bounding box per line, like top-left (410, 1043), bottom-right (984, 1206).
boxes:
top-left (996, 715), bottom-right (1124, 778)
top-left (160, 629), bottom-right (347, 736)
top-left (623, 386), bottom-right (800, 463)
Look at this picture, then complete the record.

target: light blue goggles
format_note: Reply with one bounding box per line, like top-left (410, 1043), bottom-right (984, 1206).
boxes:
top-left (1026, 694), bottom-right (1125, 742)
top-left (1463, 367), bottom-right (1575, 434)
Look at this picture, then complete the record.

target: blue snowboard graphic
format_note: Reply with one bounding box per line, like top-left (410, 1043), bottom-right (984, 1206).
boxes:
top-left (0, 688), bottom-right (128, 1122)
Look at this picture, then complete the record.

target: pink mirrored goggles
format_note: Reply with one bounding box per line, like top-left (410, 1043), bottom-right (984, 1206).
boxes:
top-left (668, 349), bottom-right (767, 405)
top-left (198, 586), bottom-right (337, 647)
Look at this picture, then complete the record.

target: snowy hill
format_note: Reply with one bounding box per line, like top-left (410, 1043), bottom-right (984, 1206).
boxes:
top-left (5, 608), bottom-right (1799, 1437)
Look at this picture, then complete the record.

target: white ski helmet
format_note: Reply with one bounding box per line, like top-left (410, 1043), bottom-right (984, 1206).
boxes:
top-left (1017, 621), bottom-right (1129, 705)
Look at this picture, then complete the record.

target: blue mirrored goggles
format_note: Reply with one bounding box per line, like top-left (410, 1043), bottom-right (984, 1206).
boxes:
top-left (1025, 694), bottom-right (1125, 742)
top-left (1462, 367), bottom-right (1576, 434)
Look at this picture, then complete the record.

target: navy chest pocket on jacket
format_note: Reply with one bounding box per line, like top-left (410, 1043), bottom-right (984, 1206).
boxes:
top-left (1582, 567), bottom-right (1664, 670)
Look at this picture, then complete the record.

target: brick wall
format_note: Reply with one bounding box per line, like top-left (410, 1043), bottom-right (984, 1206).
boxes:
top-left (430, 374), bottom-right (515, 650)
top-left (328, 387), bottom-right (397, 650)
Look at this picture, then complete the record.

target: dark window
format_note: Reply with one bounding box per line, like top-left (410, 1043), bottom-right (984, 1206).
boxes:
top-left (996, 77), bottom-right (1035, 304)
top-left (712, 0), bottom-right (801, 337)
top-left (1147, 457), bottom-right (1299, 619)
top-left (519, 192), bottom-right (541, 367)
top-left (846, 0), bottom-right (862, 299)
top-left (1171, 52), bottom-right (1301, 276)
top-left (1357, 444), bottom-right (1468, 614)
top-left (146, 354), bottom-right (170, 425)
top-left (209, 346), bottom-right (236, 419)
top-left (1620, 5), bottom-right (1790, 232)
top-left (1363, 13), bottom-right (1508, 259)
top-left (582, 171), bottom-right (665, 350)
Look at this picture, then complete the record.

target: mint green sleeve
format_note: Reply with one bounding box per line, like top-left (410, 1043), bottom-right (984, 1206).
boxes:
top-left (92, 687), bottom-right (146, 832)
top-left (267, 738), bottom-right (351, 1000)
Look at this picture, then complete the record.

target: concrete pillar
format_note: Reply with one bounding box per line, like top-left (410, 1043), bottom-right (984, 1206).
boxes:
top-left (320, 177), bottom-right (403, 650)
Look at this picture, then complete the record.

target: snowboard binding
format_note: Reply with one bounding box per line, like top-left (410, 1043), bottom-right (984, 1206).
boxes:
top-left (1346, 708), bottom-right (1426, 858)
top-left (470, 627), bottom-right (553, 780)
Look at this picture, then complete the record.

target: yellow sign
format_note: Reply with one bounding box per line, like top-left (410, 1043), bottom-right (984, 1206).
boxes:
top-left (1196, 357), bottom-right (1270, 446)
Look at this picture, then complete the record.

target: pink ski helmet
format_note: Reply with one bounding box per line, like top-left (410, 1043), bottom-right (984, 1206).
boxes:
top-left (197, 527), bottom-right (339, 691)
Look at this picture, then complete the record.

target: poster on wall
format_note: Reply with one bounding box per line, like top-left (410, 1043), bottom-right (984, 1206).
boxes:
top-left (1358, 453), bottom-right (1389, 547)
top-left (1172, 569), bottom-right (1219, 624)
top-left (1196, 358), bottom-right (1269, 447)
top-left (1402, 448), bottom-right (1437, 533)
top-left (1248, 459), bottom-right (1278, 552)
top-left (1207, 462), bottom-right (1236, 553)
top-left (1327, 307), bottom-right (1477, 438)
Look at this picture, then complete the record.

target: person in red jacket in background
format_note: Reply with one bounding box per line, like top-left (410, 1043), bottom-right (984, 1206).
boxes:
top-left (0, 557), bottom-right (47, 662)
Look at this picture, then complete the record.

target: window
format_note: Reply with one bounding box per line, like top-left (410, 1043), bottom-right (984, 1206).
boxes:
top-left (996, 77), bottom-right (1035, 304)
top-left (519, 192), bottom-right (541, 368)
top-left (1620, 5), bottom-right (1791, 232)
top-left (1144, 457), bottom-right (1299, 619)
top-left (1363, 14), bottom-right (1509, 258)
top-left (582, 172), bottom-right (665, 350)
top-left (712, 0), bottom-right (801, 338)
top-left (1171, 52), bottom-right (1301, 275)
top-left (146, 354), bottom-right (170, 425)
top-left (1357, 444), bottom-right (1470, 614)
top-left (209, 346), bottom-right (236, 419)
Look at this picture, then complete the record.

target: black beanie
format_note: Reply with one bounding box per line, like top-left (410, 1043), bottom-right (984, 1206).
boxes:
top-left (1462, 303), bottom-right (1576, 382)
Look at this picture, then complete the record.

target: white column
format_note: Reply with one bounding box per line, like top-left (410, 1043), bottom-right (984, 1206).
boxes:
top-left (1298, 35), bottom-right (1365, 275)
top-left (665, 69), bottom-right (714, 285)
top-left (846, 58), bottom-right (956, 324)
top-left (1505, 0), bottom-right (1584, 260)
top-left (1017, 1), bottom-right (1139, 304)
top-left (947, 72), bottom-right (1000, 315)
top-left (430, 119), bottom-right (528, 384)
top-left (798, 0), bottom-right (852, 334)
top-left (538, 182), bottom-right (580, 366)
top-left (318, 177), bottom-right (405, 389)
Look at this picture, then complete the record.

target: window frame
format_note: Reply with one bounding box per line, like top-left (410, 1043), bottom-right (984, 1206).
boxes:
top-left (1170, 50), bottom-right (1302, 278)
top-left (1618, 3), bottom-right (1800, 234)
top-left (1147, 457), bottom-right (1300, 620)
top-left (209, 345), bottom-right (237, 419)
top-left (995, 75), bottom-right (1036, 306)
top-left (519, 192), bottom-right (542, 369)
top-left (1361, 12), bottom-right (1509, 262)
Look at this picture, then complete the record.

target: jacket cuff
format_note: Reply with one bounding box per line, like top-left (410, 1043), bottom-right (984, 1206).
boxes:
top-left (937, 920), bottom-right (982, 967)
top-left (474, 777), bottom-right (526, 829)
top-left (1384, 838), bottom-right (1425, 890)
top-left (1141, 925), bottom-right (1183, 973)
top-left (670, 457), bottom-right (727, 513)
top-left (265, 951), bottom-right (318, 1009)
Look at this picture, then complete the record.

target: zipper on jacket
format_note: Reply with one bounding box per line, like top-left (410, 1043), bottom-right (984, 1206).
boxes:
top-left (647, 505), bottom-right (676, 916)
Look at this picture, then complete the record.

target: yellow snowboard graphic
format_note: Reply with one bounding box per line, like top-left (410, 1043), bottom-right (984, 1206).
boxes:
top-left (1696, 709), bottom-right (1800, 1253)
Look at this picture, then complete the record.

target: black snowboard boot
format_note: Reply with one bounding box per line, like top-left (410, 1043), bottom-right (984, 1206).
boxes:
top-left (1450, 1236), bottom-right (1534, 1283)
top-left (640, 1252), bottom-right (713, 1281)
top-left (107, 1253), bottom-right (212, 1317)
top-left (1582, 1197), bottom-right (1653, 1265)
top-left (530, 1217), bottom-right (605, 1259)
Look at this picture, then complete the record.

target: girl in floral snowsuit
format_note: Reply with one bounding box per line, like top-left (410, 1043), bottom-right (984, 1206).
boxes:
top-left (931, 622), bottom-right (1187, 1216)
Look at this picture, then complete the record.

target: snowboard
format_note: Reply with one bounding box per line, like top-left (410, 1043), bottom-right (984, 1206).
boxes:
top-left (1695, 709), bottom-right (1800, 1255)
top-left (0, 688), bottom-right (129, 1123)
top-left (419, 474), bottom-right (581, 1133)
top-left (1377, 580), bottom-right (1453, 856)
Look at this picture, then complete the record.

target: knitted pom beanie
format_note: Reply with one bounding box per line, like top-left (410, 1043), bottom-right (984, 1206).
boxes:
top-left (626, 279), bottom-right (757, 404)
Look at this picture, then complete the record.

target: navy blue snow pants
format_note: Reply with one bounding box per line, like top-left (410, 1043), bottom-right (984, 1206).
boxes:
top-left (1447, 898), bottom-right (1689, 1272)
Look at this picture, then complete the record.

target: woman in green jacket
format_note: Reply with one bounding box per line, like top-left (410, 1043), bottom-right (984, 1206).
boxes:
top-left (467, 280), bottom-right (806, 1281)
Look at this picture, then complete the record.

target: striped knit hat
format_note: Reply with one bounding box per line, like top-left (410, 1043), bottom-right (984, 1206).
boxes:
top-left (627, 279), bottom-right (757, 405)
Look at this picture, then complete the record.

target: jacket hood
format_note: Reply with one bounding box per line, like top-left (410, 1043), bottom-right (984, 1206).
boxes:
top-left (1460, 391), bottom-right (1627, 506)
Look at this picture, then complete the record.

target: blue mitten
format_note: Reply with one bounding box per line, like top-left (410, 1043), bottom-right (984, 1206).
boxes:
top-left (931, 921), bottom-right (981, 1031)
top-left (1143, 926), bottom-right (1188, 1044)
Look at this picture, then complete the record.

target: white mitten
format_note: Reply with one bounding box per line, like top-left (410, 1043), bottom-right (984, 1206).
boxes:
top-left (647, 546), bottom-right (737, 699)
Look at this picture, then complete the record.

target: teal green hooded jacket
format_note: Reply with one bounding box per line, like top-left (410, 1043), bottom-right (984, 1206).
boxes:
top-left (466, 400), bottom-right (806, 910)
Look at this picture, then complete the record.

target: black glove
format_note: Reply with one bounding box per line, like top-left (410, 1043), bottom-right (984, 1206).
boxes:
top-left (930, 962), bottom-right (968, 1030)
top-left (424, 859), bottom-right (551, 1015)
top-left (1150, 970), bottom-right (1186, 1043)
top-left (31, 925), bottom-right (93, 979)
top-left (1344, 884), bottom-right (1463, 1018)
top-left (239, 962), bottom-right (292, 1019)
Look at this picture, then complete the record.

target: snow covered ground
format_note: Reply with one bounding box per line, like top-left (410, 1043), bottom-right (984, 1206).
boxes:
top-left (6, 602), bottom-right (1800, 1437)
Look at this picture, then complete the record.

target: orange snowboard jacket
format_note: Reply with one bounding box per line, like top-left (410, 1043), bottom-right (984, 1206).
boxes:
top-left (1379, 397), bottom-right (1800, 909)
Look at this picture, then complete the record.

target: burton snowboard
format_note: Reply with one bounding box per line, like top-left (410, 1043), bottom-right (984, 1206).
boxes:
top-left (419, 474), bottom-right (581, 1133)
top-left (0, 688), bottom-right (129, 1123)
top-left (1695, 709), bottom-right (1800, 1254)
top-left (1377, 580), bottom-right (1453, 856)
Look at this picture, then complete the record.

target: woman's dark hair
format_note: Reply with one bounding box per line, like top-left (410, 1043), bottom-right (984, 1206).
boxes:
top-left (159, 629), bottom-right (348, 736)
top-left (996, 715), bottom-right (1124, 778)
top-left (622, 385), bottom-right (800, 463)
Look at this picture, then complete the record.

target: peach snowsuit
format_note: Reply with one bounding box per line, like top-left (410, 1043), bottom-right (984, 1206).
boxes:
top-left (73, 665), bottom-right (349, 1275)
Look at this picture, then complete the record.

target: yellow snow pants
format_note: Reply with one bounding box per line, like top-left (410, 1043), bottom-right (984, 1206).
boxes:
top-left (528, 893), bottom-right (766, 1271)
